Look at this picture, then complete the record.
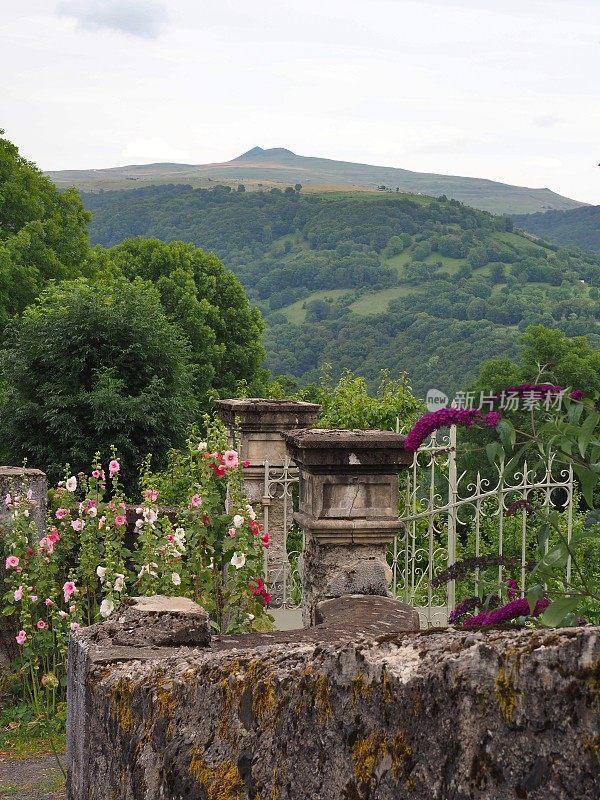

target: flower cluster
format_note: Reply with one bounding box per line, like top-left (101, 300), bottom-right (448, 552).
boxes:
top-left (462, 595), bottom-right (549, 627)
top-left (403, 408), bottom-right (501, 453)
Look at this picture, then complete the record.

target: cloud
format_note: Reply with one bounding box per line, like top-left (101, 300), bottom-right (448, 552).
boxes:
top-left (121, 138), bottom-right (191, 162)
top-left (57, 0), bottom-right (167, 39)
top-left (532, 114), bottom-right (566, 128)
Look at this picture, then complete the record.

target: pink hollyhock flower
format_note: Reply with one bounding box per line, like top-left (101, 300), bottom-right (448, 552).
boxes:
top-left (92, 469), bottom-right (101, 479)
top-left (30, 595), bottom-right (38, 602)
top-left (27, 547), bottom-right (33, 557)
top-left (58, 610), bottom-right (67, 619)
top-left (55, 508), bottom-right (68, 519)
top-left (114, 515), bottom-right (127, 526)
top-left (14, 586), bottom-right (23, 602)
top-left (197, 441), bottom-right (207, 451)
top-left (39, 537), bottom-right (54, 555)
top-left (45, 598), bottom-right (53, 606)
top-left (223, 450), bottom-right (239, 469)
top-left (228, 527), bottom-right (237, 538)
top-left (71, 519), bottom-right (85, 532)
top-left (36, 619), bottom-right (48, 630)
top-left (242, 460), bottom-right (251, 469)
top-left (109, 459), bottom-right (120, 478)
top-left (70, 622), bottom-right (80, 631)
top-left (66, 476), bottom-right (77, 492)
top-left (167, 534), bottom-right (175, 543)
top-left (63, 581), bottom-right (76, 602)
top-left (144, 489), bottom-right (159, 502)
top-left (5, 555), bottom-right (19, 569)
top-left (15, 630), bottom-right (26, 646)
top-left (188, 494), bottom-right (202, 509)
top-left (48, 528), bottom-right (60, 544)
top-left (4, 493), bottom-right (12, 506)
top-left (26, 489), bottom-right (33, 501)
top-left (261, 532), bottom-right (270, 549)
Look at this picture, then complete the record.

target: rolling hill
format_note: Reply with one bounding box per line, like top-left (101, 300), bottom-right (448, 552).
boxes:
top-left (46, 146), bottom-right (585, 216)
top-left (513, 205), bottom-right (600, 252)
top-left (81, 185), bottom-right (600, 396)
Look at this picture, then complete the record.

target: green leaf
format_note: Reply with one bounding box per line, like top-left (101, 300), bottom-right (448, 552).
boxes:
top-left (526, 584), bottom-right (545, 614)
top-left (578, 412), bottom-right (599, 458)
top-left (573, 464), bottom-right (597, 508)
top-left (486, 442), bottom-right (503, 465)
top-left (497, 419), bottom-right (516, 449)
top-left (540, 596), bottom-right (580, 627)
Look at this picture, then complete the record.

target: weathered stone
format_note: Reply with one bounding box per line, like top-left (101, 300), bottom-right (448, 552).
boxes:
top-left (215, 399), bottom-right (320, 607)
top-left (0, 466), bottom-right (48, 536)
top-left (89, 595), bottom-right (211, 649)
top-left (67, 624), bottom-right (600, 800)
top-left (284, 428), bottom-right (410, 624)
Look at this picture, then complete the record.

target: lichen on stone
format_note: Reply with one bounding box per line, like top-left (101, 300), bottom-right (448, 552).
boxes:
top-left (108, 679), bottom-right (134, 733)
top-left (495, 665), bottom-right (521, 723)
top-left (188, 747), bottom-right (244, 800)
top-left (352, 731), bottom-right (389, 784)
top-left (351, 671), bottom-right (373, 707)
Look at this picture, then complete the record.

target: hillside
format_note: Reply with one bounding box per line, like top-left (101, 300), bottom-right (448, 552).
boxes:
top-left (47, 146), bottom-right (585, 215)
top-left (82, 186), bottom-right (600, 396)
top-left (513, 205), bottom-right (600, 252)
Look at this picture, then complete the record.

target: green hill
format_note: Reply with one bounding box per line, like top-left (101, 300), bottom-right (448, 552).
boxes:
top-left (82, 185), bottom-right (600, 397)
top-left (513, 205), bottom-right (600, 252)
top-left (47, 146), bottom-right (585, 215)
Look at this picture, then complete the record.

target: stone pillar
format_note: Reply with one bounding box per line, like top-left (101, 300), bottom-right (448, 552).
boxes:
top-left (284, 428), bottom-right (412, 626)
top-left (214, 400), bottom-right (320, 607)
top-left (0, 466), bottom-right (48, 537)
top-left (0, 467), bottom-right (48, 665)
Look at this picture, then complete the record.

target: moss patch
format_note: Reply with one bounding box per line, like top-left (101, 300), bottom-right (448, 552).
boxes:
top-left (189, 748), bottom-right (244, 800)
top-left (352, 732), bottom-right (388, 784)
top-left (108, 680), bottom-right (134, 733)
top-left (495, 666), bottom-right (521, 723)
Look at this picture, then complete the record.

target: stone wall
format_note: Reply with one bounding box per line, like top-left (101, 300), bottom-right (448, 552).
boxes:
top-left (67, 598), bottom-right (600, 800)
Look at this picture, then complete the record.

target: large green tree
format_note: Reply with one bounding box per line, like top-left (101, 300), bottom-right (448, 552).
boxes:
top-left (93, 238), bottom-right (266, 407)
top-left (0, 278), bottom-right (196, 490)
top-left (0, 131), bottom-right (91, 329)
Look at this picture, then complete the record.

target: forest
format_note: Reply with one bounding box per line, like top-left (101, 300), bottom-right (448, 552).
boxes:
top-left (513, 205), bottom-right (600, 253)
top-left (84, 184), bottom-right (600, 396)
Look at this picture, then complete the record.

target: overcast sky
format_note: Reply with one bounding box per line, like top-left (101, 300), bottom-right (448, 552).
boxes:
top-left (2, 0), bottom-right (599, 203)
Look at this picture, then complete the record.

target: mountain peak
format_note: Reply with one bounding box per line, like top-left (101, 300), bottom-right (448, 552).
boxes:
top-left (234, 146), bottom-right (296, 161)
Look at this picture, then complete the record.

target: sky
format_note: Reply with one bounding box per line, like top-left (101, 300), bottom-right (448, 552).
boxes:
top-left (2, 0), bottom-right (599, 203)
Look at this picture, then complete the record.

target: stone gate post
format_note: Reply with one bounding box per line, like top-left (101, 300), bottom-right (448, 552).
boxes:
top-left (214, 399), bottom-right (320, 606)
top-left (284, 428), bottom-right (412, 626)
top-left (0, 466), bottom-right (48, 537)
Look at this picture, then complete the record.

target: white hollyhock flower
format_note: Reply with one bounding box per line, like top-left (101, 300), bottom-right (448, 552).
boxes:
top-left (143, 507), bottom-right (158, 525)
top-left (233, 514), bottom-right (244, 528)
top-left (114, 574), bottom-right (125, 592)
top-left (99, 597), bottom-right (114, 618)
top-left (66, 476), bottom-right (77, 492)
top-left (171, 572), bottom-right (181, 586)
top-left (197, 441), bottom-right (207, 451)
top-left (246, 505), bottom-right (257, 521)
top-left (96, 566), bottom-right (107, 582)
top-left (230, 552), bottom-right (246, 570)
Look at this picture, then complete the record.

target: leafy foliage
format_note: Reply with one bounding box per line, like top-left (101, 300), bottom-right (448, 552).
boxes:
top-left (0, 278), bottom-right (196, 489)
top-left (513, 206), bottom-right (600, 253)
top-left (0, 131), bottom-right (91, 330)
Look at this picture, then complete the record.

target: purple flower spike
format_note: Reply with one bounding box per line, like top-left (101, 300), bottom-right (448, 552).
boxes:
top-left (484, 411), bottom-right (502, 428)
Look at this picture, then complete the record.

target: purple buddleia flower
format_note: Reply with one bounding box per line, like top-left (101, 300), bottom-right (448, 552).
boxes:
top-left (570, 390), bottom-right (584, 401)
top-left (463, 596), bottom-right (549, 627)
top-left (404, 408), bottom-right (481, 453)
top-left (484, 411), bottom-right (502, 428)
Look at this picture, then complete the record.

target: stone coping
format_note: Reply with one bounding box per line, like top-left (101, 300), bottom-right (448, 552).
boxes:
top-left (214, 398), bottom-right (321, 415)
top-left (285, 428), bottom-right (407, 448)
top-left (0, 466), bottom-right (47, 477)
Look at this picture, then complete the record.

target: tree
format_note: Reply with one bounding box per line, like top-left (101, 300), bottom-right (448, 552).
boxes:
top-left (0, 278), bottom-right (196, 491)
top-left (95, 239), bottom-right (266, 409)
top-left (0, 131), bottom-right (91, 330)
